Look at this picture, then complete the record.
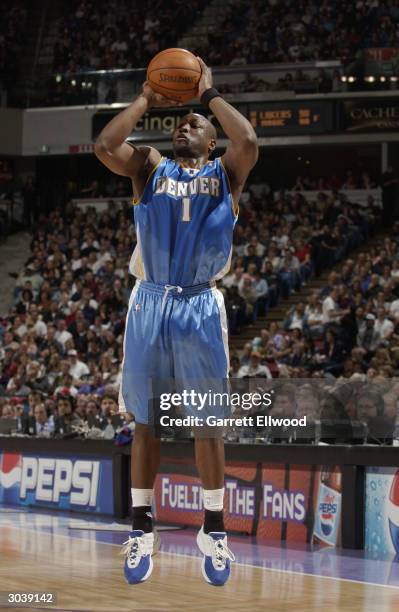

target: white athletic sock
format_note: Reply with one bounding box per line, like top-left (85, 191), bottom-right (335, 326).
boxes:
top-left (131, 488), bottom-right (154, 508)
top-left (202, 487), bottom-right (225, 511)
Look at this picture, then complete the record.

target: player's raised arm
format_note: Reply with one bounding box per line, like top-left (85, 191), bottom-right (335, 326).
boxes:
top-left (94, 83), bottom-right (179, 178)
top-left (196, 57), bottom-right (258, 203)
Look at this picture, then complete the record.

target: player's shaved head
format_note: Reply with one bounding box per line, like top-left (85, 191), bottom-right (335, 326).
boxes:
top-left (173, 113), bottom-right (217, 158)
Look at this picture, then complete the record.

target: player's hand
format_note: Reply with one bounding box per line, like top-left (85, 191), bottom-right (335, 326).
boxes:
top-left (141, 81), bottom-right (182, 108)
top-left (196, 57), bottom-right (213, 97)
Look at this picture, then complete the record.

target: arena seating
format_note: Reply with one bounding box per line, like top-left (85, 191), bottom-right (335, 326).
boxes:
top-left (192, 0), bottom-right (399, 66)
top-left (47, 0), bottom-right (399, 77)
top-left (232, 225), bottom-right (399, 380)
top-left (33, 0), bottom-right (398, 105)
top-left (52, 0), bottom-right (209, 74)
top-left (0, 176), bottom-right (392, 435)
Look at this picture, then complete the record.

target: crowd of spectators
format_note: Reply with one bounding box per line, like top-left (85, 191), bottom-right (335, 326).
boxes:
top-left (0, 201), bottom-right (135, 438)
top-left (49, 0), bottom-right (399, 76)
top-left (221, 185), bottom-right (380, 333)
top-left (194, 0), bottom-right (399, 67)
top-left (236, 232), bottom-right (399, 381)
top-left (217, 69), bottom-right (343, 97)
top-left (223, 181), bottom-right (399, 444)
top-left (52, 0), bottom-right (207, 75)
top-left (0, 178), bottom-right (389, 443)
top-left (227, 224), bottom-right (399, 443)
top-left (0, 1), bottom-right (27, 95)
top-left (290, 170), bottom-right (378, 191)
top-left (42, 0), bottom-right (399, 106)
top-left (226, 375), bottom-right (399, 444)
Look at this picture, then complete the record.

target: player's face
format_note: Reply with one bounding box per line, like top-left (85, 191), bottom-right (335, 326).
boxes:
top-left (172, 114), bottom-right (214, 158)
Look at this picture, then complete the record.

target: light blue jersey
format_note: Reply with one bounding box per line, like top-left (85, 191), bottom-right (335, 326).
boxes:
top-left (129, 157), bottom-right (237, 286)
top-left (120, 156), bottom-right (235, 425)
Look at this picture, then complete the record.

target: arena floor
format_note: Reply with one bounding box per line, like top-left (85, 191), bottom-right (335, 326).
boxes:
top-left (0, 507), bottom-right (398, 611)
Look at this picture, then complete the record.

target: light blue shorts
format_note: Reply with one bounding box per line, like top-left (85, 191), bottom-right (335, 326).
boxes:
top-left (119, 280), bottom-right (230, 425)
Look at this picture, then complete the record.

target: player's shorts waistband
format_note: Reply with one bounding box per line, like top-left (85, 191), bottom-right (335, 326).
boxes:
top-left (135, 279), bottom-right (216, 296)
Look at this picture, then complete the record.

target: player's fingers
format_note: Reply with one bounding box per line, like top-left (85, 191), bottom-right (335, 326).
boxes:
top-left (165, 98), bottom-right (182, 107)
top-left (161, 99), bottom-right (181, 107)
top-left (155, 94), bottom-right (171, 104)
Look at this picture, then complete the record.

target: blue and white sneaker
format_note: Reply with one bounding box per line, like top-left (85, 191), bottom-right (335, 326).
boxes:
top-left (196, 527), bottom-right (235, 586)
top-left (121, 529), bottom-right (159, 584)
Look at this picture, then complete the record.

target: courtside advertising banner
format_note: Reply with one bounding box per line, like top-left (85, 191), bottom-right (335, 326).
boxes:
top-left (365, 467), bottom-right (399, 556)
top-left (0, 451), bottom-right (114, 515)
top-left (155, 461), bottom-right (342, 545)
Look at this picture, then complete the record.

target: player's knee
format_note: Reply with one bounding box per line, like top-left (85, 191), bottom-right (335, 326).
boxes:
top-left (134, 422), bottom-right (158, 443)
top-left (193, 428), bottom-right (225, 442)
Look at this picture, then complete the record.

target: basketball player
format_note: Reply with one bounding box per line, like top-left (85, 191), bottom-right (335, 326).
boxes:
top-left (95, 57), bottom-right (258, 586)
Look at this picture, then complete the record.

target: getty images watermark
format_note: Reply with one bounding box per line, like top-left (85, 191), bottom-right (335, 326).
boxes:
top-left (158, 390), bottom-right (307, 428)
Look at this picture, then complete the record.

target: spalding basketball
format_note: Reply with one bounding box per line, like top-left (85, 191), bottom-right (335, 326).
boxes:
top-left (147, 48), bottom-right (201, 103)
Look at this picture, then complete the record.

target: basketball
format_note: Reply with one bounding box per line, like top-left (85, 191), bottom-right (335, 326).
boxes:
top-left (147, 48), bottom-right (202, 103)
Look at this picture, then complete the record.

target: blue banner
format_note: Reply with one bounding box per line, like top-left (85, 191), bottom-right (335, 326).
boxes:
top-left (0, 451), bottom-right (114, 515)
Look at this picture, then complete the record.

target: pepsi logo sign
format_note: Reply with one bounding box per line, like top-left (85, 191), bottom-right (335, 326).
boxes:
top-left (319, 493), bottom-right (338, 537)
top-left (0, 452), bottom-right (100, 507)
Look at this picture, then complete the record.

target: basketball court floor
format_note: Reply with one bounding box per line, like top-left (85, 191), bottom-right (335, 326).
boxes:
top-left (0, 506), bottom-right (399, 611)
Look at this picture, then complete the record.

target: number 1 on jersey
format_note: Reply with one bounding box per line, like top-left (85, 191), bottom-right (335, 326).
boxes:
top-left (181, 197), bottom-right (191, 222)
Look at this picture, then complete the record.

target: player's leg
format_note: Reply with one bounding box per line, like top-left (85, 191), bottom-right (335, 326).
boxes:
top-left (195, 437), bottom-right (225, 531)
top-left (120, 283), bottom-right (171, 584)
top-left (130, 423), bottom-right (161, 533)
top-left (194, 435), bottom-right (235, 586)
top-left (195, 436), bottom-right (228, 567)
top-left (171, 286), bottom-right (235, 585)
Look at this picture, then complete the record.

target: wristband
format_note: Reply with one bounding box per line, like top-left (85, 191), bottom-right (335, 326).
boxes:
top-left (200, 87), bottom-right (222, 109)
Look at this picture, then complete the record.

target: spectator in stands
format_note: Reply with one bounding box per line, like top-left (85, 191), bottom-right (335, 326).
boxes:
top-left (238, 351), bottom-right (272, 379)
top-left (357, 313), bottom-right (382, 355)
top-left (320, 329), bottom-right (347, 377)
top-left (238, 276), bottom-right (258, 321)
top-left (239, 343), bottom-right (253, 368)
top-left (322, 286), bottom-right (348, 328)
top-left (304, 294), bottom-right (324, 338)
top-left (283, 302), bottom-right (306, 331)
top-left (68, 348), bottom-right (90, 381)
top-left (252, 270), bottom-right (269, 316)
top-left (56, 394), bottom-right (83, 428)
top-left (27, 304), bottom-right (47, 338)
top-left (100, 394), bottom-right (118, 418)
top-left (15, 289), bottom-right (34, 315)
top-left (374, 307), bottom-right (394, 343)
top-left (243, 244), bottom-right (262, 270)
top-left (54, 373), bottom-right (78, 398)
top-left (229, 356), bottom-right (241, 378)
top-left (55, 318), bottom-right (73, 347)
top-left (224, 286), bottom-right (250, 332)
top-left (33, 403), bottom-right (55, 437)
top-left (262, 261), bottom-right (280, 306)
top-left (25, 362), bottom-right (49, 394)
top-left (252, 329), bottom-right (270, 357)
top-left (356, 389), bottom-right (394, 443)
top-left (0, 403), bottom-right (16, 418)
top-left (6, 373), bottom-right (30, 397)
